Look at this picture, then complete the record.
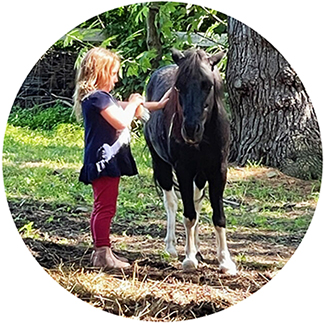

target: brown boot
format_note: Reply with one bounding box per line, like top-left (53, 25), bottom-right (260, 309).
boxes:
top-left (92, 246), bottom-right (129, 263)
top-left (91, 246), bottom-right (130, 269)
top-left (112, 251), bottom-right (129, 263)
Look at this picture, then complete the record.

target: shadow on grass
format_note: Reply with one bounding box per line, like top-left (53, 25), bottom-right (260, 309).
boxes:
top-left (8, 197), bottom-right (306, 272)
top-left (8, 197), bottom-right (290, 320)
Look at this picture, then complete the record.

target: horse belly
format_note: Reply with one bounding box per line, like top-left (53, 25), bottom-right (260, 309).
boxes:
top-left (144, 112), bottom-right (173, 165)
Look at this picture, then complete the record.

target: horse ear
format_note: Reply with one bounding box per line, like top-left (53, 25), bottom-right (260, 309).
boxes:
top-left (172, 49), bottom-right (185, 65)
top-left (209, 50), bottom-right (227, 68)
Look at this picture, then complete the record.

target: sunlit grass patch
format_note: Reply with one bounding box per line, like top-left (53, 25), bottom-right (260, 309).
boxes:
top-left (3, 124), bottom-right (90, 205)
top-left (3, 124), bottom-right (319, 234)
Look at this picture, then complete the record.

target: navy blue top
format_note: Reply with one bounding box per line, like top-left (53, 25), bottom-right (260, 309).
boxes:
top-left (79, 90), bottom-right (138, 185)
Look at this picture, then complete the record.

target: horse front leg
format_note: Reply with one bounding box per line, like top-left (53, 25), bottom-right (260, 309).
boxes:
top-left (183, 216), bottom-right (199, 271)
top-left (177, 169), bottom-right (198, 271)
top-left (208, 168), bottom-right (237, 275)
top-left (215, 226), bottom-right (236, 275)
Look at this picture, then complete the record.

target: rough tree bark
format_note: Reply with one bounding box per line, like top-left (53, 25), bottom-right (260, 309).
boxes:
top-left (146, 2), bottom-right (163, 69)
top-left (226, 17), bottom-right (322, 180)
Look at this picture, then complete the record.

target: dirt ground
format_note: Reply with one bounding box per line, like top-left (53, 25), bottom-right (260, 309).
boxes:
top-left (9, 167), bottom-right (317, 321)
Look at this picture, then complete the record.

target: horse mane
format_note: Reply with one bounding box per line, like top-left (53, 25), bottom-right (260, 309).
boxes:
top-left (176, 49), bottom-right (208, 81)
top-left (177, 49), bottom-right (223, 92)
top-left (163, 87), bottom-right (183, 142)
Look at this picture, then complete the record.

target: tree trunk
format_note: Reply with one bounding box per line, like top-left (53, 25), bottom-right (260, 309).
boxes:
top-left (226, 17), bottom-right (322, 180)
top-left (146, 2), bottom-right (162, 69)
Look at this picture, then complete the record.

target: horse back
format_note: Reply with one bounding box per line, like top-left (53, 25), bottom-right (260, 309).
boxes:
top-left (146, 65), bottom-right (177, 101)
top-left (144, 65), bottom-right (179, 165)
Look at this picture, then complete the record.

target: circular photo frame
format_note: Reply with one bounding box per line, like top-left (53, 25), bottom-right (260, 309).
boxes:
top-left (1, 1), bottom-right (324, 324)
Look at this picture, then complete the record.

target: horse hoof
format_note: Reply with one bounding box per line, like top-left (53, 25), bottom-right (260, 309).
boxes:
top-left (219, 260), bottom-right (237, 276)
top-left (166, 246), bottom-right (178, 258)
top-left (182, 258), bottom-right (198, 272)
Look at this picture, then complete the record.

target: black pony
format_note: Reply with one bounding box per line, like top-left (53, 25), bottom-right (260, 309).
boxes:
top-left (144, 49), bottom-right (236, 274)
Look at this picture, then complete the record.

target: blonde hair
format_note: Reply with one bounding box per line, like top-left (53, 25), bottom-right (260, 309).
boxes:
top-left (73, 47), bottom-right (120, 121)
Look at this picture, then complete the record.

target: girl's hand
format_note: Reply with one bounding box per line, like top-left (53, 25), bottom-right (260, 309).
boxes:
top-left (157, 87), bottom-right (172, 109)
top-left (142, 88), bottom-right (172, 112)
top-left (129, 93), bottom-right (144, 107)
top-left (129, 93), bottom-right (145, 119)
top-left (135, 104), bottom-right (144, 119)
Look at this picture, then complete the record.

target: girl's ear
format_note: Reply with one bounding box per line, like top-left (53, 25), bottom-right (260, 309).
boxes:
top-left (171, 48), bottom-right (185, 65)
top-left (209, 50), bottom-right (227, 69)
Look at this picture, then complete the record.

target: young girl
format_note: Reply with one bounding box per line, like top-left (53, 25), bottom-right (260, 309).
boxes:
top-left (73, 47), bottom-right (169, 269)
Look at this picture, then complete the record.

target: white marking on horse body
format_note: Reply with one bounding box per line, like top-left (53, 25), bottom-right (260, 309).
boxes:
top-left (163, 183), bottom-right (236, 274)
top-left (163, 189), bottom-right (178, 257)
top-left (215, 226), bottom-right (237, 275)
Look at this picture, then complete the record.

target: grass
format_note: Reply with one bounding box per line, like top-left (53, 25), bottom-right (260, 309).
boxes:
top-left (3, 124), bottom-right (88, 205)
top-left (3, 122), bottom-right (321, 321)
top-left (3, 123), bottom-right (164, 215)
top-left (3, 122), bottom-right (319, 235)
top-left (225, 166), bottom-right (318, 234)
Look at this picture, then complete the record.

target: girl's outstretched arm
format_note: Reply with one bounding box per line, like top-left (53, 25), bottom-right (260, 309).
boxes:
top-left (101, 94), bottom-right (144, 129)
top-left (145, 87), bottom-right (172, 111)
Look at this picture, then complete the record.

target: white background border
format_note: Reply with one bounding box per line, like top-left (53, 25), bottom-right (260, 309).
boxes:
top-left (1, 1), bottom-right (324, 324)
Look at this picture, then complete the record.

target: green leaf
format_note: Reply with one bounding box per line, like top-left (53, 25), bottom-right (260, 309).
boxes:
top-left (63, 29), bottom-right (84, 47)
top-left (135, 5), bottom-right (149, 24)
top-left (126, 62), bottom-right (139, 77)
top-left (101, 35), bottom-right (118, 47)
top-left (74, 47), bottom-right (89, 69)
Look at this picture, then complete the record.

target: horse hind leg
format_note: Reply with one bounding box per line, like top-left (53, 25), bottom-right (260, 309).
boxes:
top-left (163, 188), bottom-right (178, 257)
top-left (149, 148), bottom-right (178, 257)
top-left (193, 181), bottom-right (205, 261)
top-left (175, 169), bottom-right (203, 272)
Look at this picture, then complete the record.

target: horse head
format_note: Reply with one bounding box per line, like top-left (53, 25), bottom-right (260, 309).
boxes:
top-left (171, 48), bottom-right (225, 145)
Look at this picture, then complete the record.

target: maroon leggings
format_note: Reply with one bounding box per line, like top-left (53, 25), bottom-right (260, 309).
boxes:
top-left (91, 176), bottom-right (120, 247)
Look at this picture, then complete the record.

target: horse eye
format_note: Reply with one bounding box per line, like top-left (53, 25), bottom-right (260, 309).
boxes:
top-left (202, 81), bottom-right (213, 92)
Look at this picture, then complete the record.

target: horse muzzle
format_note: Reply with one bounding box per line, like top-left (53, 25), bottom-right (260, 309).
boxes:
top-left (181, 123), bottom-right (204, 145)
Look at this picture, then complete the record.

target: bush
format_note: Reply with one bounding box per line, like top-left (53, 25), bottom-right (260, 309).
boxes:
top-left (8, 103), bottom-right (78, 130)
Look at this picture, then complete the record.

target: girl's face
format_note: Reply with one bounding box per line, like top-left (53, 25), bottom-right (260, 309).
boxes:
top-left (103, 62), bottom-right (120, 92)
